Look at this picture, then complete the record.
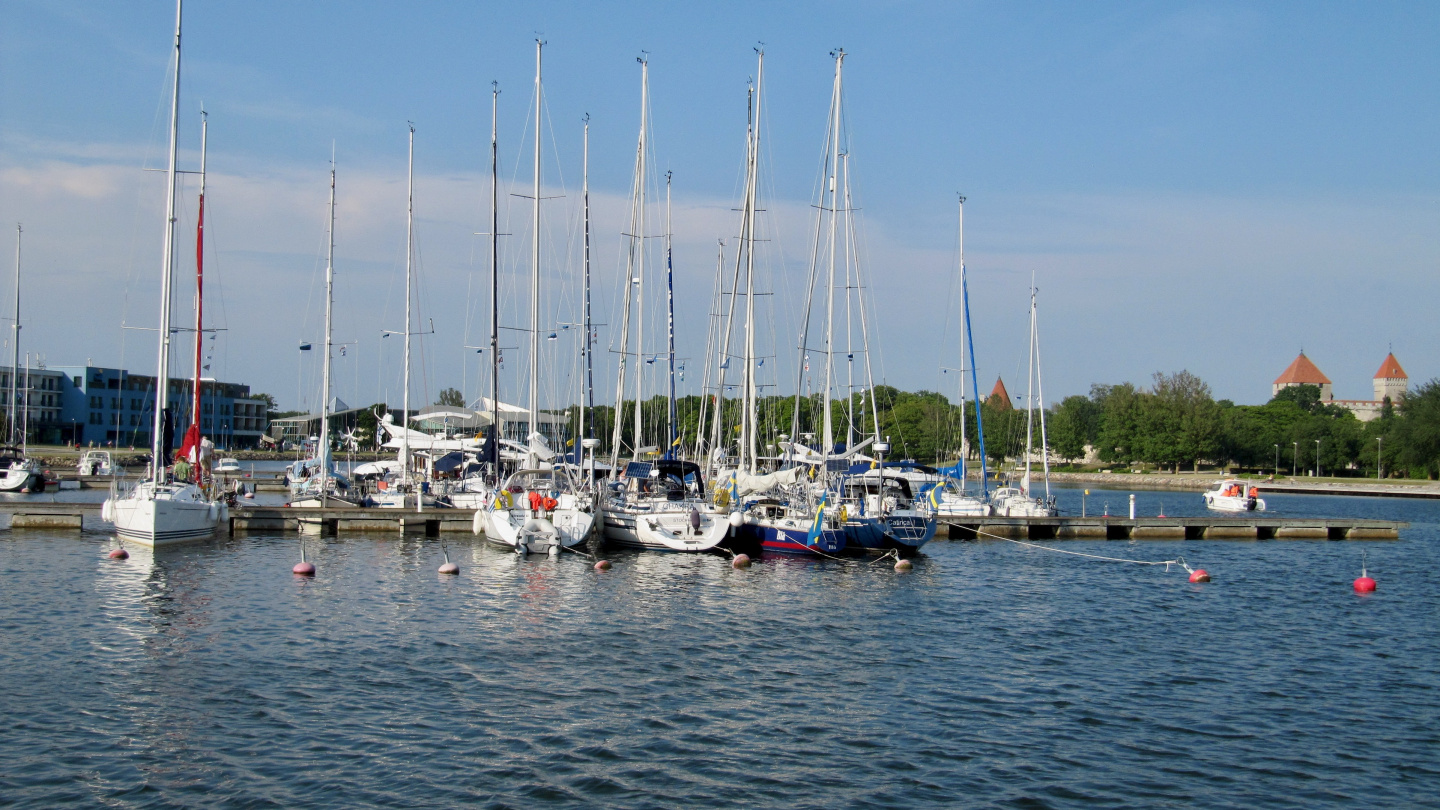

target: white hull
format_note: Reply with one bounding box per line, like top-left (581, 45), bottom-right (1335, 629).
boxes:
top-left (0, 466), bottom-right (40, 492)
top-left (1204, 494), bottom-right (1266, 512)
top-left (935, 494), bottom-right (992, 517)
top-left (104, 483), bottom-right (225, 547)
top-left (602, 501), bottom-right (731, 552)
top-left (477, 505), bottom-right (593, 554)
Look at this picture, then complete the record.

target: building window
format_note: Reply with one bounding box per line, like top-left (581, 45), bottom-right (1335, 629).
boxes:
top-left (73, 376), bottom-right (81, 389)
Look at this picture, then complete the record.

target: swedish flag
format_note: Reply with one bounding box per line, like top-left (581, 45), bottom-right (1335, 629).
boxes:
top-left (807, 492), bottom-right (828, 546)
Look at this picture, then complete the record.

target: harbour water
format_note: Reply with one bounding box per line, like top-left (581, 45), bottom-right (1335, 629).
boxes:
top-left (2, 492), bottom-right (1437, 807)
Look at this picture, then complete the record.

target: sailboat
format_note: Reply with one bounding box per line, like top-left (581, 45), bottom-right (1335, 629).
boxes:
top-left (474, 41), bottom-right (595, 555)
top-left (0, 226), bottom-right (44, 494)
top-left (289, 155), bottom-right (356, 509)
top-left (932, 196), bottom-right (993, 517)
top-left (790, 51), bottom-right (933, 555)
top-left (103, 0), bottom-right (228, 545)
top-left (370, 126), bottom-right (441, 510)
top-left (990, 285), bottom-right (1058, 517)
top-left (712, 49), bottom-right (845, 557)
top-left (600, 64), bottom-right (731, 552)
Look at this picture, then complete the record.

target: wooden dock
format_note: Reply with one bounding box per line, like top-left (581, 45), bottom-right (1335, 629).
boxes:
top-left (0, 502), bottom-right (1406, 540)
top-left (940, 515), bottom-right (1404, 540)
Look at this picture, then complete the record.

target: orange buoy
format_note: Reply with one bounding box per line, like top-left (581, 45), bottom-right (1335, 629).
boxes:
top-left (1189, 569), bottom-right (1211, 583)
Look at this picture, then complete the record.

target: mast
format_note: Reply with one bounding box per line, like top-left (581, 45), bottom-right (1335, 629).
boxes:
top-left (191, 111), bottom-right (206, 456)
top-left (528, 40), bottom-right (541, 458)
top-left (151, 0), bottom-right (183, 485)
top-left (960, 195), bottom-right (989, 496)
top-left (489, 84), bottom-right (500, 470)
top-left (820, 50), bottom-right (844, 464)
top-left (664, 170), bottom-right (677, 459)
top-left (634, 56), bottom-right (649, 457)
top-left (582, 113), bottom-right (594, 443)
top-left (742, 50), bottom-right (764, 474)
top-left (609, 55), bottom-right (649, 468)
top-left (319, 148), bottom-right (335, 499)
top-left (402, 125), bottom-right (414, 484)
top-left (1034, 287), bottom-right (1051, 502)
top-left (956, 195), bottom-right (966, 483)
top-left (1023, 284), bottom-right (1035, 495)
top-left (9, 223), bottom-right (19, 447)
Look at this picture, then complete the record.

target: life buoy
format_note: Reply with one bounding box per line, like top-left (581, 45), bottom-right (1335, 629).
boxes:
top-left (528, 491), bottom-right (544, 511)
top-left (377, 480), bottom-right (389, 491)
top-left (542, 496), bottom-right (558, 512)
top-left (496, 489), bottom-right (512, 509)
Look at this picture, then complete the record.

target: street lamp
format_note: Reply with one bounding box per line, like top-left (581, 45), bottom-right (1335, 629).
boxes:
top-left (1292, 441), bottom-right (1298, 477)
top-left (1377, 436), bottom-right (1383, 480)
top-left (1315, 438), bottom-right (1322, 478)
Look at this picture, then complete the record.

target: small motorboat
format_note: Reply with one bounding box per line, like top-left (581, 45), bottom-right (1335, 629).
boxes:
top-left (214, 457), bottom-right (242, 474)
top-left (77, 450), bottom-right (118, 477)
top-left (1204, 479), bottom-right (1265, 512)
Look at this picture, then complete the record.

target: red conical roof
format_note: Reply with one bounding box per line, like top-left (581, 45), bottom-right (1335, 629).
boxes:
top-left (1374, 353), bottom-right (1407, 380)
top-left (988, 377), bottom-right (1013, 410)
top-left (1274, 352), bottom-right (1330, 386)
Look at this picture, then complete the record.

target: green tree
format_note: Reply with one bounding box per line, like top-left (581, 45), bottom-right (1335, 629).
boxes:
top-left (1093, 382), bottom-right (1142, 463)
top-left (1392, 379), bottom-right (1440, 479)
top-left (1048, 395), bottom-right (1100, 461)
top-left (436, 387), bottom-right (465, 407)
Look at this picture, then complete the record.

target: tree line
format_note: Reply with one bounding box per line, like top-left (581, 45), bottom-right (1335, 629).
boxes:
top-left (319, 372), bottom-right (1440, 480)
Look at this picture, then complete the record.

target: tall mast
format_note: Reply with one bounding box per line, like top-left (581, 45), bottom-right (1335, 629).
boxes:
top-left (820, 50), bottom-right (844, 463)
top-left (192, 110), bottom-right (206, 450)
top-left (1034, 287), bottom-right (1051, 501)
top-left (956, 195), bottom-right (966, 482)
top-left (960, 207), bottom-right (989, 496)
top-left (319, 147), bottom-right (335, 498)
top-left (151, 0), bottom-right (183, 484)
top-left (489, 83), bottom-right (500, 468)
top-left (582, 114), bottom-right (594, 442)
top-left (1023, 284), bottom-right (1035, 495)
top-left (664, 170), bottom-right (677, 459)
top-left (743, 50), bottom-right (764, 474)
top-left (402, 125), bottom-right (414, 483)
top-left (528, 40), bottom-right (541, 455)
top-left (9, 224), bottom-right (19, 446)
top-left (609, 56), bottom-right (649, 468)
top-left (633, 55), bottom-right (649, 457)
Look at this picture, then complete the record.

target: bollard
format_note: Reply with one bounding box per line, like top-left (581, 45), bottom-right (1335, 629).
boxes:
top-left (1129, 493), bottom-right (1136, 520)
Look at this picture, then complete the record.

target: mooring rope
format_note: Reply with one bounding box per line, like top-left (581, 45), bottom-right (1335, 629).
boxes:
top-left (973, 527), bottom-right (1196, 574)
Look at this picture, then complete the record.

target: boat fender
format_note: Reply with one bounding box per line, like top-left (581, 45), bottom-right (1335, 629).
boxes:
top-left (728, 511), bottom-right (744, 528)
top-left (472, 510), bottom-right (485, 535)
top-left (101, 500), bottom-right (114, 522)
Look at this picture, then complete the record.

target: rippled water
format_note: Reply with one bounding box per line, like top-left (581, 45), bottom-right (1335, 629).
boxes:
top-left (2, 493), bottom-right (1437, 807)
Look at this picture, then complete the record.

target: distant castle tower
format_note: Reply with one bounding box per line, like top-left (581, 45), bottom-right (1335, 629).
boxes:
top-left (1373, 353), bottom-right (1408, 404)
top-left (1273, 352), bottom-right (1332, 400)
top-left (1269, 350), bottom-right (1409, 421)
top-left (988, 377), bottom-right (1013, 411)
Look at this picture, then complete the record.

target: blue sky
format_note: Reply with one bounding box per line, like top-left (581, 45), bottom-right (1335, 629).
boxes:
top-left (2, 0), bottom-right (1437, 413)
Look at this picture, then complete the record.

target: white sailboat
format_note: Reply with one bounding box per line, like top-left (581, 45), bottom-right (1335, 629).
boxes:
top-left (934, 196), bottom-right (993, 517)
top-left (104, 0), bottom-right (227, 545)
top-left (599, 60), bottom-right (730, 553)
top-left (991, 285), bottom-right (1058, 517)
top-left (0, 225), bottom-right (43, 494)
top-left (371, 126), bottom-right (438, 510)
top-left (474, 42), bottom-right (595, 555)
top-left (289, 154), bottom-right (355, 510)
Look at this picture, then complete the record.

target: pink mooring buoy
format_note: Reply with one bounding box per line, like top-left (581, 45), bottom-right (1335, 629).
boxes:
top-left (1354, 553), bottom-right (1377, 593)
top-left (293, 561), bottom-right (316, 576)
top-left (594, 559), bottom-right (612, 571)
top-left (895, 558), bottom-right (914, 572)
top-left (439, 562), bottom-right (459, 575)
top-left (108, 548), bottom-right (129, 560)
top-left (1189, 569), bottom-right (1211, 583)
top-left (731, 553), bottom-right (751, 569)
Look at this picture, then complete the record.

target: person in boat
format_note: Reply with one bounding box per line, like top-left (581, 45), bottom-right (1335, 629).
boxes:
top-left (1248, 486), bottom-right (1259, 499)
top-left (173, 456), bottom-right (192, 484)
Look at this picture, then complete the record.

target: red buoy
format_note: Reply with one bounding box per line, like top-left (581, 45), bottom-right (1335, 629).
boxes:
top-left (1354, 575), bottom-right (1376, 593)
top-left (293, 561), bottom-right (316, 576)
top-left (593, 560), bottom-right (612, 571)
top-left (1189, 569), bottom-right (1211, 583)
top-left (108, 548), bottom-right (129, 560)
top-left (731, 553), bottom-right (751, 569)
